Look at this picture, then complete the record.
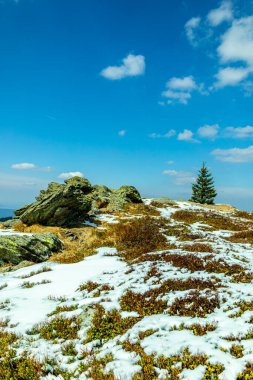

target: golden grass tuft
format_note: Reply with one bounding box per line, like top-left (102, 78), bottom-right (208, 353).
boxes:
top-left (13, 221), bottom-right (114, 264)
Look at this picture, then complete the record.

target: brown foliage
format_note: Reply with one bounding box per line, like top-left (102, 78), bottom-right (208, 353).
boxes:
top-left (111, 216), bottom-right (168, 261)
top-left (169, 290), bottom-right (220, 317)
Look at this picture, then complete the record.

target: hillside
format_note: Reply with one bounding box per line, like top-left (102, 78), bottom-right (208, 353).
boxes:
top-left (1, 199), bottom-right (253, 379)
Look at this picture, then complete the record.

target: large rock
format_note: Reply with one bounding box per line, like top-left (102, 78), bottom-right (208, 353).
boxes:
top-left (15, 176), bottom-right (143, 225)
top-left (16, 177), bottom-right (93, 227)
top-left (89, 185), bottom-right (112, 212)
top-left (108, 185), bottom-right (142, 212)
top-left (0, 233), bottom-right (63, 265)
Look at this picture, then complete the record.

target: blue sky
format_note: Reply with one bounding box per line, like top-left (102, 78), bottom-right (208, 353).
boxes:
top-left (1, 0), bottom-right (253, 210)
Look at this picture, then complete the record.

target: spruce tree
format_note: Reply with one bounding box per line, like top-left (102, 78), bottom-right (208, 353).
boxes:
top-left (190, 163), bottom-right (217, 204)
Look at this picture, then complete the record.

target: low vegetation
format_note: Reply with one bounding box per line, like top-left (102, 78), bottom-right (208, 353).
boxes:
top-left (120, 277), bottom-right (219, 316)
top-left (172, 209), bottom-right (248, 231)
top-left (85, 304), bottom-right (139, 343)
top-left (29, 315), bottom-right (81, 341)
top-left (169, 290), bottom-right (220, 317)
top-left (21, 279), bottom-right (51, 288)
top-left (111, 216), bottom-right (168, 261)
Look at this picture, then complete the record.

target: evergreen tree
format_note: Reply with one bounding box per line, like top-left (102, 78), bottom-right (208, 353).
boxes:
top-left (190, 163), bottom-right (217, 204)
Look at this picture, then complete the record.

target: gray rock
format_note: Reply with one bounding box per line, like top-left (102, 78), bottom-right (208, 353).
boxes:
top-left (89, 185), bottom-right (112, 212)
top-left (15, 176), bottom-right (143, 226)
top-left (150, 197), bottom-right (177, 206)
top-left (0, 233), bottom-right (63, 265)
top-left (16, 176), bottom-right (93, 227)
top-left (108, 185), bottom-right (142, 212)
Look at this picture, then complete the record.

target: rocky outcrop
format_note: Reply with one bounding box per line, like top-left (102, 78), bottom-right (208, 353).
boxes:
top-left (15, 176), bottom-right (143, 226)
top-left (108, 186), bottom-right (142, 212)
top-left (16, 177), bottom-right (93, 227)
top-left (0, 233), bottom-right (63, 265)
top-left (89, 185), bottom-right (112, 213)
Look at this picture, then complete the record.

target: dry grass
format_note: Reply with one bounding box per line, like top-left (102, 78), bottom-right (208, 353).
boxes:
top-left (139, 251), bottom-right (243, 275)
top-left (227, 229), bottom-right (253, 244)
top-left (180, 243), bottom-right (214, 253)
top-left (169, 290), bottom-right (220, 317)
top-left (110, 216), bottom-right (168, 262)
top-left (172, 210), bottom-right (247, 231)
top-left (120, 277), bottom-right (219, 316)
top-left (231, 272), bottom-right (253, 283)
top-left (234, 210), bottom-right (253, 220)
top-left (123, 203), bottom-right (161, 216)
top-left (120, 289), bottom-right (168, 316)
top-left (13, 221), bottom-right (115, 264)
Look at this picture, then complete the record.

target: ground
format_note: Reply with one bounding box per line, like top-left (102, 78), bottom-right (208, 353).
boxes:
top-left (1, 200), bottom-right (253, 379)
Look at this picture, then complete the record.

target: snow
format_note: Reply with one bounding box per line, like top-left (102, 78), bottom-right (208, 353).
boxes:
top-left (0, 247), bottom-right (126, 333)
top-left (1, 200), bottom-right (253, 379)
top-left (0, 228), bottom-right (31, 236)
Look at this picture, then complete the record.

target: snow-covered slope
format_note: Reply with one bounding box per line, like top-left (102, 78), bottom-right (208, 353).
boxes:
top-left (1, 200), bottom-right (253, 379)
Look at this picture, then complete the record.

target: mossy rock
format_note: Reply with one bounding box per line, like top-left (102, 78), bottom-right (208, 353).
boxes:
top-left (108, 185), bottom-right (142, 212)
top-left (0, 233), bottom-right (63, 265)
top-left (16, 176), bottom-right (93, 227)
top-left (89, 185), bottom-right (112, 212)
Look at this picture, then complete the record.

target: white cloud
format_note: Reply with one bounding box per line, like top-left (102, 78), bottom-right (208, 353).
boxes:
top-left (167, 160), bottom-right (174, 165)
top-left (162, 90), bottom-right (192, 105)
top-left (148, 129), bottom-right (176, 138)
top-left (214, 66), bottom-right (251, 88)
top-left (11, 163), bottom-right (52, 172)
top-left (162, 76), bottom-right (203, 104)
top-left (118, 130), bottom-right (126, 136)
top-left (207, 0), bottom-right (233, 27)
top-left (198, 124), bottom-right (219, 139)
top-left (225, 126), bottom-right (253, 138)
top-left (218, 16), bottom-right (253, 66)
top-left (166, 76), bottom-right (197, 91)
top-left (58, 172), bottom-right (84, 179)
top-left (11, 163), bottom-right (36, 170)
top-left (163, 169), bottom-right (195, 185)
top-left (185, 17), bottom-right (201, 46)
top-left (100, 54), bottom-right (145, 80)
top-left (212, 145), bottom-right (253, 162)
top-left (178, 129), bottom-right (198, 142)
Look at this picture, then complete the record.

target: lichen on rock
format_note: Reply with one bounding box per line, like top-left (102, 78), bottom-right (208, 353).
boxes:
top-left (0, 233), bottom-right (63, 265)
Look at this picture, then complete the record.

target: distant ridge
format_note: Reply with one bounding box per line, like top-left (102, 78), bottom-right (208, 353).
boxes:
top-left (0, 208), bottom-right (15, 221)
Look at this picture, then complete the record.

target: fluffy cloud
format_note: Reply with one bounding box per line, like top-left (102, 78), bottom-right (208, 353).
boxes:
top-left (11, 163), bottom-right (52, 171)
top-left (214, 16), bottom-right (253, 87)
top-left (11, 163), bottom-right (36, 170)
top-left (207, 0), bottom-right (233, 27)
top-left (212, 145), bottom-right (253, 162)
top-left (198, 124), bottom-right (219, 139)
top-left (163, 169), bottom-right (195, 185)
top-left (225, 126), bottom-right (253, 138)
top-left (162, 76), bottom-right (200, 105)
top-left (118, 130), bottom-right (126, 136)
top-left (162, 90), bottom-right (191, 105)
top-left (218, 17), bottom-right (253, 66)
top-left (148, 129), bottom-right (176, 138)
top-left (166, 76), bottom-right (197, 91)
top-left (214, 66), bottom-right (251, 88)
top-left (58, 172), bottom-right (84, 179)
top-left (185, 17), bottom-right (201, 46)
top-left (100, 54), bottom-right (145, 80)
top-left (185, 4), bottom-right (253, 91)
top-left (178, 129), bottom-right (198, 142)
